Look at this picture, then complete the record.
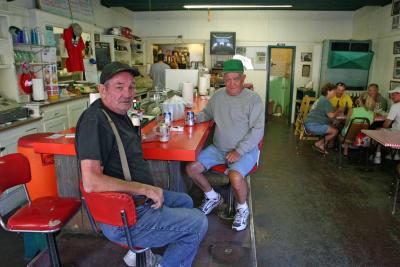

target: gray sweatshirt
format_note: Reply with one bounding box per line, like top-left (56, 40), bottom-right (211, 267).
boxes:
top-left (197, 88), bottom-right (265, 155)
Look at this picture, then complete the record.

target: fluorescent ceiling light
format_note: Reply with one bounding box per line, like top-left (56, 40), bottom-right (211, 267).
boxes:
top-left (184, 5), bottom-right (293, 9)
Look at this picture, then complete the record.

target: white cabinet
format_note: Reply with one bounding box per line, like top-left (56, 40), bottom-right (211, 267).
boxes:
top-left (67, 98), bottom-right (88, 128)
top-left (41, 104), bottom-right (68, 132)
top-left (0, 120), bottom-right (42, 155)
top-left (25, 97), bottom-right (89, 131)
top-left (43, 116), bottom-right (68, 132)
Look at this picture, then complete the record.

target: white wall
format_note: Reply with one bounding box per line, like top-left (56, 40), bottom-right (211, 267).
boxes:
top-left (133, 10), bottom-right (354, 121)
top-left (353, 4), bottom-right (399, 97)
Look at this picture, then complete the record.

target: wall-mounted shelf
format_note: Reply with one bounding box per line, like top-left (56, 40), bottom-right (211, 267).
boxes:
top-left (115, 50), bottom-right (129, 54)
top-left (15, 62), bottom-right (56, 66)
top-left (13, 43), bottom-right (55, 49)
top-left (101, 35), bottom-right (132, 66)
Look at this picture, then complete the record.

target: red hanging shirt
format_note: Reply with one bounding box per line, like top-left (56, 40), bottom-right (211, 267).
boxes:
top-left (63, 26), bottom-right (85, 72)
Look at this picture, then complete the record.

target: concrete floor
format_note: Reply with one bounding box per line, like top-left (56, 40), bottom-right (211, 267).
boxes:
top-left (253, 117), bottom-right (400, 266)
top-left (2, 117), bottom-right (400, 266)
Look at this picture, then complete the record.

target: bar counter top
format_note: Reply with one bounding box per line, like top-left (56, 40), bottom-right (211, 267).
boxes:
top-left (32, 97), bottom-right (212, 161)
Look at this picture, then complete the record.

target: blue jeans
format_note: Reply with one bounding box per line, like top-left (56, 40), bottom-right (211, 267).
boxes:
top-left (99, 190), bottom-right (208, 267)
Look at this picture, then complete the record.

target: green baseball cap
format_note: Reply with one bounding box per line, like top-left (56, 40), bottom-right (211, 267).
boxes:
top-left (100, 62), bottom-right (140, 84)
top-left (223, 59), bottom-right (244, 73)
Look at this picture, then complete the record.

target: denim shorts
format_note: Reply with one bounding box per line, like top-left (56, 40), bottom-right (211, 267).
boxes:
top-left (305, 122), bottom-right (329, 135)
top-left (198, 144), bottom-right (259, 177)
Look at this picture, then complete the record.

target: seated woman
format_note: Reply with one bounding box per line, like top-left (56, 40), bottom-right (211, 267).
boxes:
top-left (341, 96), bottom-right (376, 156)
top-left (304, 83), bottom-right (339, 154)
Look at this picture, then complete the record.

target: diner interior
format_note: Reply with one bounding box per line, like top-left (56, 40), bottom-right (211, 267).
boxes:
top-left (1, 0), bottom-right (400, 266)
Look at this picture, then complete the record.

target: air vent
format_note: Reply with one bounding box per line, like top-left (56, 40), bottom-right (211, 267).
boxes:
top-left (330, 40), bottom-right (371, 52)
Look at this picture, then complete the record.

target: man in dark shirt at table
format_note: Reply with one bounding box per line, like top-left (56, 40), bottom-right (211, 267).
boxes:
top-left (75, 62), bottom-right (207, 267)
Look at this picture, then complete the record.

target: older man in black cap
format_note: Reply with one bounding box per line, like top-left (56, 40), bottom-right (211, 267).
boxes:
top-left (75, 62), bottom-right (207, 267)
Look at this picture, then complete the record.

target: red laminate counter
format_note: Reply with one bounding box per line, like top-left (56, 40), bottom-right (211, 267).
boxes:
top-left (141, 120), bottom-right (212, 161)
top-left (32, 97), bottom-right (212, 161)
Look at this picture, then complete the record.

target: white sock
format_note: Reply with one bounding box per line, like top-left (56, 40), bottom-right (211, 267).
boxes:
top-left (205, 189), bottom-right (218, 199)
top-left (236, 202), bottom-right (248, 211)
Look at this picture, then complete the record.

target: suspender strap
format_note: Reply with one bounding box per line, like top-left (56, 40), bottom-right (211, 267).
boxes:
top-left (101, 109), bottom-right (132, 181)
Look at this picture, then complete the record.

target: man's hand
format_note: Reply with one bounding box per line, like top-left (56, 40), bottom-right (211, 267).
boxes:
top-left (226, 150), bottom-right (241, 164)
top-left (144, 185), bottom-right (164, 209)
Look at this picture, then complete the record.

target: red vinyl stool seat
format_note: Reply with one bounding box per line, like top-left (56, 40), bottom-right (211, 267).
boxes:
top-left (7, 197), bottom-right (80, 231)
top-left (79, 181), bottom-right (150, 267)
top-left (0, 153), bottom-right (81, 267)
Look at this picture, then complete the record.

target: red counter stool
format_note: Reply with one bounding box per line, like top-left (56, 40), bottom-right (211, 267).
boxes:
top-left (211, 140), bottom-right (263, 220)
top-left (0, 153), bottom-right (81, 267)
top-left (80, 181), bottom-right (150, 267)
top-left (18, 133), bottom-right (58, 200)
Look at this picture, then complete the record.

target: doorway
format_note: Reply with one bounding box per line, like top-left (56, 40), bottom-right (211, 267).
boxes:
top-left (266, 46), bottom-right (296, 124)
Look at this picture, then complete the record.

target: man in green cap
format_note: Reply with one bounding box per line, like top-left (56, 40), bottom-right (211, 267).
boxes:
top-left (186, 59), bottom-right (265, 231)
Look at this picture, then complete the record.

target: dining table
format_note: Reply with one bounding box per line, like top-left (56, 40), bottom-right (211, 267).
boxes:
top-left (361, 129), bottom-right (400, 215)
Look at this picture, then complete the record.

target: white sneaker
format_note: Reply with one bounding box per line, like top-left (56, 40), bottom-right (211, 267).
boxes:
top-left (199, 193), bottom-right (223, 215)
top-left (232, 207), bottom-right (250, 231)
top-left (123, 250), bottom-right (162, 267)
top-left (124, 250), bottom-right (137, 267)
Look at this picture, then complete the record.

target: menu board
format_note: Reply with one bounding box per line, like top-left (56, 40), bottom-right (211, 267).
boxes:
top-left (37, 0), bottom-right (94, 24)
top-left (95, 42), bottom-right (111, 71)
top-left (69, 0), bottom-right (94, 24)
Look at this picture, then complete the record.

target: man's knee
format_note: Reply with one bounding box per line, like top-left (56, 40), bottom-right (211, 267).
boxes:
top-left (186, 161), bottom-right (205, 177)
top-left (181, 193), bottom-right (194, 208)
top-left (228, 170), bottom-right (246, 192)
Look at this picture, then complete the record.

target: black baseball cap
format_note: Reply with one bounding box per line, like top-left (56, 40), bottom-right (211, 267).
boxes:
top-left (100, 62), bottom-right (140, 84)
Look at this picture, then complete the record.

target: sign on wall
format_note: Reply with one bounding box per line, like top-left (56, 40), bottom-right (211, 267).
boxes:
top-left (37, 0), bottom-right (94, 24)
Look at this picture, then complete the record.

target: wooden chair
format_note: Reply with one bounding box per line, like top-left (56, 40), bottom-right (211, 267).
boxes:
top-left (79, 181), bottom-right (150, 267)
top-left (338, 117), bottom-right (370, 168)
top-left (294, 96), bottom-right (318, 140)
top-left (0, 153), bottom-right (81, 267)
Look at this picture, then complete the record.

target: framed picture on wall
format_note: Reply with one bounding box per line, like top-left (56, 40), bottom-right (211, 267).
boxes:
top-left (393, 57), bottom-right (400, 78)
top-left (301, 52), bottom-right (312, 62)
top-left (394, 41), bottom-right (400, 54)
top-left (302, 64), bottom-right (311, 77)
top-left (393, 0), bottom-right (400, 16)
top-left (390, 80), bottom-right (400, 90)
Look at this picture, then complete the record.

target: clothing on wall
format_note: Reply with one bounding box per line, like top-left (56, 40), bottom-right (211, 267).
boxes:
top-left (63, 26), bottom-right (85, 72)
